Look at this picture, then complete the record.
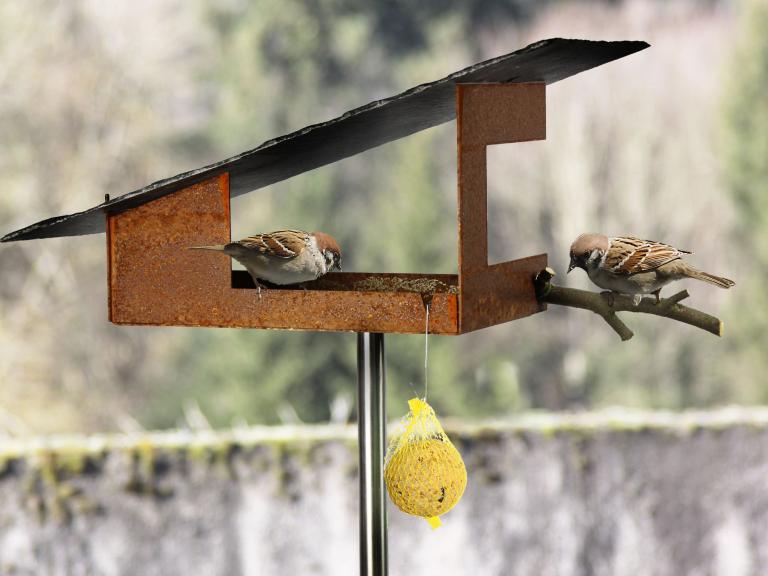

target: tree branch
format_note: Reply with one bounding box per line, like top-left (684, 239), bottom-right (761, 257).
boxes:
top-left (534, 267), bottom-right (724, 342)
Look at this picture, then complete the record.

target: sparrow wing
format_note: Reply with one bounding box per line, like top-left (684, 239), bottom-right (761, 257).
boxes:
top-left (606, 236), bottom-right (691, 275)
top-left (236, 230), bottom-right (308, 259)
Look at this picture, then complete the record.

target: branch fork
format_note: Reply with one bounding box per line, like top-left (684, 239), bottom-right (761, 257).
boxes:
top-left (534, 267), bottom-right (724, 342)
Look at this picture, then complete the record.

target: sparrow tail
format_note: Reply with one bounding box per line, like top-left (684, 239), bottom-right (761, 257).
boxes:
top-left (685, 267), bottom-right (735, 289)
top-left (187, 245), bottom-right (227, 252)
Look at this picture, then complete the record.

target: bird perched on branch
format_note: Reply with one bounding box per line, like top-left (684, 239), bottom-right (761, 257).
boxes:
top-left (568, 233), bottom-right (734, 305)
top-left (190, 229), bottom-right (342, 293)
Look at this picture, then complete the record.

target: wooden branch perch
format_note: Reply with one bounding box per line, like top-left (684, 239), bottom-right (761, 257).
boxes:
top-left (534, 267), bottom-right (723, 342)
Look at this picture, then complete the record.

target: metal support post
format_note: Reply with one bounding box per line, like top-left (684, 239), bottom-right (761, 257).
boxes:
top-left (357, 332), bottom-right (388, 576)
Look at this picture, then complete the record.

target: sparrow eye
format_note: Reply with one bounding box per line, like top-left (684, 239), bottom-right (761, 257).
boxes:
top-left (583, 251), bottom-right (589, 258)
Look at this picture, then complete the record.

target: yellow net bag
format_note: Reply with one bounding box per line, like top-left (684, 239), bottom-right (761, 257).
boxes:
top-left (384, 398), bottom-right (467, 529)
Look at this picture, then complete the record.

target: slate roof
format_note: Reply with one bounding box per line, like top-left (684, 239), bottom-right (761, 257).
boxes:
top-left (1, 38), bottom-right (648, 242)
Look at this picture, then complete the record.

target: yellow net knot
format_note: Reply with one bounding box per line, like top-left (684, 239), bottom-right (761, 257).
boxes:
top-left (408, 397), bottom-right (427, 416)
top-left (384, 397), bottom-right (467, 529)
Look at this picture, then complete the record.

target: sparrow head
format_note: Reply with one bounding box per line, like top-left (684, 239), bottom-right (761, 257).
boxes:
top-left (314, 232), bottom-right (342, 272)
top-left (568, 233), bottom-right (609, 273)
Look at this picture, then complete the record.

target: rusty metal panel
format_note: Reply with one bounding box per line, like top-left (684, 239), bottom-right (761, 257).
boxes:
top-left (108, 174), bottom-right (458, 335)
top-left (456, 83), bottom-right (547, 333)
top-left (459, 255), bottom-right (547, 333)
top-left (108, 173), bottom-right (232, 325)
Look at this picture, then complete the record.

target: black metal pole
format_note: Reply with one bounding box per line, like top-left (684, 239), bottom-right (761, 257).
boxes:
top-left (357, 332), bottom-right (388, 576)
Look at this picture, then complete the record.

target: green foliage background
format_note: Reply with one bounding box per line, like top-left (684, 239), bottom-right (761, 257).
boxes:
top-left (721, 0), bottom-right (768, 404)
top-left (0, 0), bottom-right (764, 433)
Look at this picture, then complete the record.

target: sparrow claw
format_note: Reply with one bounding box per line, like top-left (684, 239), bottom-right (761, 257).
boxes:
top-left (653, 289), bottom-right (662, 304)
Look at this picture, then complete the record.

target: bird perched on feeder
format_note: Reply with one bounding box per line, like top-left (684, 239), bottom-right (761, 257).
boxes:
top-left (568, 233), bottom-right (734, 305)
top-left (190, 229), bottom-right (342, 293)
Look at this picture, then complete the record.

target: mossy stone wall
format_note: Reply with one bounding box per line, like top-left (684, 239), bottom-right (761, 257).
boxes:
top-left (1, 410), bottom-right (767, 575)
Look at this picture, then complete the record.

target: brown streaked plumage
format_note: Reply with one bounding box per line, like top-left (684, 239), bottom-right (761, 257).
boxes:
top-left (568, 233), bottom-right (734, 304)
top-left (601, 236), bottom-right (691, 275)
top-left (238, 229), bottom-right (309, 259)
top-left (189, 229), bottom-right (342, 291)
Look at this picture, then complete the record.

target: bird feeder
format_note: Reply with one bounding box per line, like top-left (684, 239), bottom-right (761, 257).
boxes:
top-left (1, 38), bottom-right (649, 576)
top-left (2, 38), bottom-right (647, 336)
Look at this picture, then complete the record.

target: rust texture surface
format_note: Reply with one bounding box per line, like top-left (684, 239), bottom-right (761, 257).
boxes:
top-left (108, 174), bottom-right (458, 334)
top-left (456, 83), bottom-right (547, 333)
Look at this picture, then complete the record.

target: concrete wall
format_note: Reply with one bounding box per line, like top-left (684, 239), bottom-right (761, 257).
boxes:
top-left (1, 409), bottom-right (768, 576)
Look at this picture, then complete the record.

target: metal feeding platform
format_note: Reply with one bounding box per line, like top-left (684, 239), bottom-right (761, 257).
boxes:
top-left (1, 38), bottom-right (649, 576)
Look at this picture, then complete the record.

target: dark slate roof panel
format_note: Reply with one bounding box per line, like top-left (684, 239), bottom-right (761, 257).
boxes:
top-left (2, 38), bottom-right (648, 242)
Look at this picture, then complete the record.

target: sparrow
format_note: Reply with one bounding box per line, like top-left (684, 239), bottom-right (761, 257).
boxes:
top-left (190, 229), bottom-right (342, 292)
top-left (568, 233), bottom-right (734, 305)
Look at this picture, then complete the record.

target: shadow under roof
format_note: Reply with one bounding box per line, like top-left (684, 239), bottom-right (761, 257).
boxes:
top-left (2, 38), bottom-right (648, 242)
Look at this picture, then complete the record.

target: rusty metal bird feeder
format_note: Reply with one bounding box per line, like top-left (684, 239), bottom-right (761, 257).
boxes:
top-left (2, 38), bottom-right (648, 576)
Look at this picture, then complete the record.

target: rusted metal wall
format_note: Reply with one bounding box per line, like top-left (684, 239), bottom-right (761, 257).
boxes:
top-left (108, 174), bottom-right (459, 334)
top-left (456, 83), bottom-right (547, 333)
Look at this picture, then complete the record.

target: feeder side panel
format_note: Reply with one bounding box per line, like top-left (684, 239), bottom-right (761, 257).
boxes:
top-left (107, 174), bottom-right (459, 334)
top-left (456, 83), bottom-right (547, 333)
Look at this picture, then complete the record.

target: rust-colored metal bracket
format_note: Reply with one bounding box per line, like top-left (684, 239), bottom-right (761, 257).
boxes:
top-left (457, 83), bottom-right (547, 332)
top-left (107, 83), bottom-right (547, 335)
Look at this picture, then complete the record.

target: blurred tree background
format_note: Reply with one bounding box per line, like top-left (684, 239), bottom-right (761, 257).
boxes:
top-left (0, 0), bottom-right (763, 433)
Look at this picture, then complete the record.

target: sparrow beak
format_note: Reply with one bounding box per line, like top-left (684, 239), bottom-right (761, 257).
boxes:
top-left (567, 258), bottom-right (576, 274)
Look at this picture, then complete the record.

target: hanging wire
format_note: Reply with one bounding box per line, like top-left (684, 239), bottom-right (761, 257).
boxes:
top-left (424, 301), bottom-right (430, 401)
